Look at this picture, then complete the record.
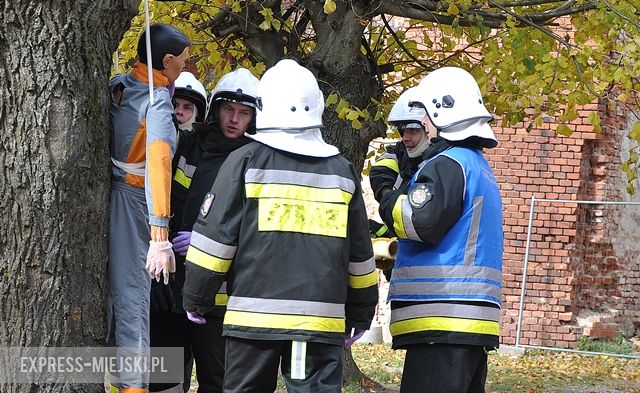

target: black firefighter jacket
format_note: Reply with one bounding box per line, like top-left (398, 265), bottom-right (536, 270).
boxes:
top-left (182, 141), bottom-right (378, 345)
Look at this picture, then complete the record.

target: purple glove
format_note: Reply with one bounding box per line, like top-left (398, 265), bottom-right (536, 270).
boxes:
top-left (186, 311), bottom-right (206, 325)
top-left (344, 329), bottom-right (366, 347)
top-left (172, 231), bottom-right (192, 256)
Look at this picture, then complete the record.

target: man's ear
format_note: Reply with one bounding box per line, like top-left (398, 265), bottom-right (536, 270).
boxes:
top-left (162, 53), bottom-right (174, 69)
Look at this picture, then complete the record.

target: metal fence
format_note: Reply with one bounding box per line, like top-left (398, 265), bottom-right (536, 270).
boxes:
top-left (514, 196), bottom-right (640, 359)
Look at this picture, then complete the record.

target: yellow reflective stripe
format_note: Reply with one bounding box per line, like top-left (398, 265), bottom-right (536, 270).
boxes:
top-left (390, 316), bottom-right (500, 337)
top-left (372, 158), bottom-right (400, 173)
top-left (392, 195), bottom-right (408, 238)
top-left (245, 183), bottom-right (353, 204)
top-left (257, 198), bottom-right (348, 238)
top-left (109, 385), bottom-right (119, 393)
top-left (173, 168), bottom-right (192, 189)
top-left (224, 310), bottom-right (345, 333)
top-left (215, 293), bottom-right (229, 306)
top-left (374, 224), bottom-right (388, 237)
top-left (348, 271), bottom-right (378, 289)
top-left (186, 246), bottom-right (232, 273)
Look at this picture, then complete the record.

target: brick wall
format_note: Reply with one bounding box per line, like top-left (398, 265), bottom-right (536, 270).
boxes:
top-left (487, 102), bottom-right (640, 348)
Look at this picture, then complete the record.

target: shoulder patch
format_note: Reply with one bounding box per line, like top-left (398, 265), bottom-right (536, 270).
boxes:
top-left (408, 184), bottom-right (432, 209)
top-left (200, 193), bottom-right (215, 217)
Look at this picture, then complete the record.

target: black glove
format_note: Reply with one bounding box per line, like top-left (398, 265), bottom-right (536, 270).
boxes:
top-left (150, 279), bottom-right (176, 313)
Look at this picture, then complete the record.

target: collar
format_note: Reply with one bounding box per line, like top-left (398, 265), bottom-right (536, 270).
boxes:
top-left (132, 61), bottom-right (170, 88)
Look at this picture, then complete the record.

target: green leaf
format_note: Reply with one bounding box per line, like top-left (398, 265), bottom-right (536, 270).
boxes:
top-left (587, 112), bottom-right (602, 133)
top-left (557, 124), bottom-right (573, 136)
top-left (629, 122), bottom-right (640, 143)
top-left (523, 58), bottom-right (536, 71)
top-left (346, 110), bottom-right (360, 121)
top-left (447, 4), bottom-right (459, 16)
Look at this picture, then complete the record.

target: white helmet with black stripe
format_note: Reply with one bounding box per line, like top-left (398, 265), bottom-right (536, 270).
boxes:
top-left (410, 67), bottom-right (497, 148)
top-left (205, 68), bottom-right (259, 123)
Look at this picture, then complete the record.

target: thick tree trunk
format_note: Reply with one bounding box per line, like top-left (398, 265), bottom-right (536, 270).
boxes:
top-left (0, 1), bottom-right (138, 392)
top-left (305, 1), bottom-right (385, 173)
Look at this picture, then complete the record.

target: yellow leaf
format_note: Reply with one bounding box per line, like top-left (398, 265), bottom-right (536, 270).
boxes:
top-left (629, 122), bottom-right (640, 143)
top-left (448, 3), bottom-right (459, 16)
top-left (324, 0), bottom-right (337, 14)
top-left (325, 92), bottom-right (339, 107)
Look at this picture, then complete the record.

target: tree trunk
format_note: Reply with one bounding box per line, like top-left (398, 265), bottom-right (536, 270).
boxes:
top-left (305, 0), bottom-right (385, 173)
top-left (0, 1), bottom-right (138, 392)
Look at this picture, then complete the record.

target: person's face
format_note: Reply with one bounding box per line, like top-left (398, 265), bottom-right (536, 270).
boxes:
top-left (161, 47), bottom-right (190, 84)
top-left (218, 101), bottom-right (253, 138)
top-left (174, 97), bottom-right (195, 125)
top-left (400, 126), bottom-right (424, 149)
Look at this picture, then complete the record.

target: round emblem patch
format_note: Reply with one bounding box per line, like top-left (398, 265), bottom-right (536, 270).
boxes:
top-left (408, 185), bottom-right (432, 208)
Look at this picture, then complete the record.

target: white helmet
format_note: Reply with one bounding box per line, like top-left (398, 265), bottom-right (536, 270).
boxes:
top-left (411, 67), bottom-right (497, 147)
top-left (255, 59), bottom-right (324, 132)
top-left (389, 87), bottom-right (430, 157)
top-left (250, 59), bottom-right (338, 157)
top-left (388, 86), bottom-right (426, 130)
top-left (174, 71), bottom-right (207, 122)
top-left (206, 68), bottom-right (259, 122)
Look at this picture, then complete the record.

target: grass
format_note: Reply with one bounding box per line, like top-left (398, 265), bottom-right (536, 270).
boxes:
top-left (576, 331), bottom-right (635, 355)
top-left (350, 343), bottom-right (640, 393)
top-left (189, 343), bottom-right (640, 392)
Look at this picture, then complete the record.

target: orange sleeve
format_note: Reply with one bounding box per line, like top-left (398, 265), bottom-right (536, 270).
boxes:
top-left (147, 140), bottom-right (172, 224)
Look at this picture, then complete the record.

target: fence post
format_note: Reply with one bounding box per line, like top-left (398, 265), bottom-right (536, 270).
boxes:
top-left (515, 195), bottom-right (536, 349)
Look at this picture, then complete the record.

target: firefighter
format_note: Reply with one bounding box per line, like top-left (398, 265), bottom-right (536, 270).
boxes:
top-left (107, 23), bottom-right (190, 393)
top-left (369, 86), bottom-right (431, 203)
top-left (149, 68), bottom-right (260, 393)
top-left (173, 71), bottom-right (207, 134)
top-left (369, 87), bottom-right (437, 280)
top-left (182, 59), bottom-right (378, 393)
top-left (378, 66), bottom-right (503, 393)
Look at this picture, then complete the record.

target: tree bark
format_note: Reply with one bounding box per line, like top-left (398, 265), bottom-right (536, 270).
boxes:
top-left (0, 1), bottom-right (138, 392)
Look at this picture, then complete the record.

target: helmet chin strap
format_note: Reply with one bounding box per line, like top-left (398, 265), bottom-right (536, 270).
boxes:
top-left (406, 129), bottom-right (430, 158)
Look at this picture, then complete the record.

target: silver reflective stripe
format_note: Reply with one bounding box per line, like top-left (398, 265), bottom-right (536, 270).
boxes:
top-left (190, 231), bottom-right (237, 259)
top-left (393, 174), bottom-right (403, 190)
top-left (401, 197), bottom-right (421, 241)
top-left (442, 153), bottom-right (467, 200)
top-left (390, 303), bottom-right (501, 324)
top-left (392, 265), bottom-right (502, 283)
top-left (464, 196), bottom-right (483, 266)
top-left (177, 156), bottom-right (196, 177)
top-left (218, 282), bottom-right (227, 294)
top-left (380, 152), bottom-right (397, 161)
top-left (389, 280), bottom-right (501, 301)
top-left (245, 168), bottom-right (356, 194)
top-left (348, 257), bottom-right (375, 276)
top-left (111, 158), bottom-right (146, 176)
top-left (290, 341), bottom-right (306, 380)
top-left (227, 296), bottom-right (345, 318)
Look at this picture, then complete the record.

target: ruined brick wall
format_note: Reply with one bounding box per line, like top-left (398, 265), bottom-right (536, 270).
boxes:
top-left (486, 102), bottom-right (640, 348)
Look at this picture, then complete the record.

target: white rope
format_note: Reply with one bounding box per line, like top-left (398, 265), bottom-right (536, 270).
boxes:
top-left (144, 0), bottom-right (154, 104)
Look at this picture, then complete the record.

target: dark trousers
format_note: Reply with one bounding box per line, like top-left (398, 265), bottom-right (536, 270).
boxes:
top-left (400, 344), bottom-right (488, 393)
top-left (149, 311), bottom-right (225, 393)
top-left (223, 337), bottom-right (343, 393)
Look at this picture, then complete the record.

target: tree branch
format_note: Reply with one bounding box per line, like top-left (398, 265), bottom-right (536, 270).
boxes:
top-left (380, 14), bottom-right (435, 72)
